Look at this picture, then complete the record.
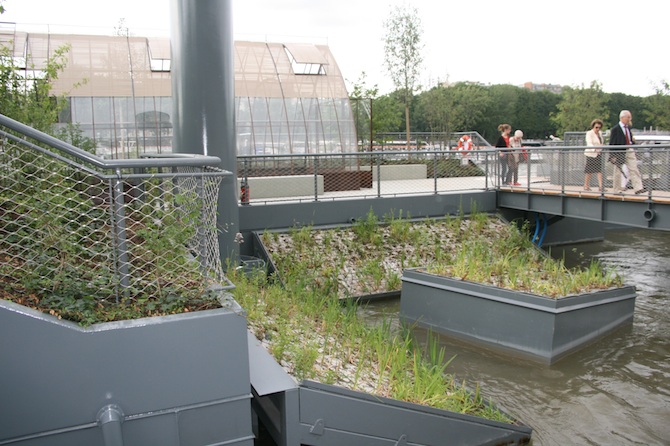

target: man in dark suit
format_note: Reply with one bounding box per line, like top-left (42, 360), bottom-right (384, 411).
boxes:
top-left (608, 110), bottom-right (647, 194)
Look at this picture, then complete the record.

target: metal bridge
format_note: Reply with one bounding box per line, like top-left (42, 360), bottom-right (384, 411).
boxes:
top-left (236, 144), bottom-right (670, 232)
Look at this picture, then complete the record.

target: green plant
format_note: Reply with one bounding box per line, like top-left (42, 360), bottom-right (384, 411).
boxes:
top-left (231, 266), bottom-right (514, 423)
top-left (263, 210), bottom-right (624, 301)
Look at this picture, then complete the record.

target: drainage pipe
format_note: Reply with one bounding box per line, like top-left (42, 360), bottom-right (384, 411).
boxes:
top-left (97, 404), bottom-right (124, 446)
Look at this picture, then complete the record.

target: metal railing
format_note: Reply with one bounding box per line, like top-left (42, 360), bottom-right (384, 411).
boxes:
top-left (0, 114), bottom-right (231, 305)
top-left (236, 143), bottom-right (670, 204)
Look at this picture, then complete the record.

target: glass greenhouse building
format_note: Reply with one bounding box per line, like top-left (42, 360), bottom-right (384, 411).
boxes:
top-left (0, 29), bottom-right (357, 158)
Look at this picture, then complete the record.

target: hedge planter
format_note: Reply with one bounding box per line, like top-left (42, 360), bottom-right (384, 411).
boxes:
top-left (400, 268), bottom-right (637, 364)
top-left (0, 296), bottom-right (254, 446)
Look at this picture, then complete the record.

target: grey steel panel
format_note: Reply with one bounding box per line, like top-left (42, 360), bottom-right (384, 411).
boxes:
top-left (0, 300), bottom-right (253, 445)
top-left (239, 193), bottom-right (498, 233)
top-left (563, 196), bottom-right (605, 220)
top-left (248, 331), bottom-right (298, 397)
top-left (498, 191), bottom-right (670, 231)
top-left (298, 381), bottom-right (531, 446)
top-left (399, 269), bottom-right (637, 364)
top-left (252, 388), bottom-right (301, 446)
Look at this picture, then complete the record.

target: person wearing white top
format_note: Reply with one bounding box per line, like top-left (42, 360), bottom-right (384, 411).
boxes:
top-left (584, 119), bottom-right (604, 191)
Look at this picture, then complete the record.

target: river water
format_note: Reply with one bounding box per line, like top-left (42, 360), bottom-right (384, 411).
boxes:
top-left (364, 227), bottom-right (670, 445)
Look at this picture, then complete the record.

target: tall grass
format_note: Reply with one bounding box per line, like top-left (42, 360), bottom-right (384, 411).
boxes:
top-left (231, 267), bottom-right (513, 423)
top-left (248, 210), bottom-right (624, 423)
top-left (262, 210), bottom-right (623, 300)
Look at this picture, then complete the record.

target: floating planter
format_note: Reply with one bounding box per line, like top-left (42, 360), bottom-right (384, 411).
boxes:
top-left (0, 296), bottom-right (254, 445)
top-left (248, 332), bottom-right (533, 446)
top-left (400, 268), bottom-right (637, 364)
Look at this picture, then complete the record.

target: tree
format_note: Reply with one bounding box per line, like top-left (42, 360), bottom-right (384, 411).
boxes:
top-left (606, 92), bottom-right (648, 129)
top-left (383, 4), bottom-right (423, 149)
top-left (0, 42), bottom-right (71, 132)
top-left (447, 83), bottom-right (490, 134)
top-left (642, 80), bottom-right (670, 131)
top-left (478, 84), bottom-right (523, 142)
top-left (416, 85), bottom-right (450, 134)
top-left (372, 92), bottom-right (405, 136)
top-left (551, 81), bottom-right (609, 136)
top-left (513, 89), bottom-right (560, 139)
top-left (349, 72), bottom-right (379, 150)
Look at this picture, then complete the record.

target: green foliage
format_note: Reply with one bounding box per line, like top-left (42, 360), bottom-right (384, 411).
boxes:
top-left (264, 211), bottom-right (623, 300)
top-left (551, 81), bottom-right (610, 137)
top-left (230, 268), bottom-right (513, 423)
top-left (0, 42), bottom-right (71, 132)
top-left (381, 77), bottom-right (670, 140)
top-left (53, 123), bottom-right (97, 154)
top-left (606, 92), bottom-right (648, 129)
top-left (1, 162), bottom-right (220, 325)
top-left (643, 80), bottom-right (670, 131)
top-left (352, 209), bottom-right (381, 244)
top-left (371, 93), bottom-right (405, 134)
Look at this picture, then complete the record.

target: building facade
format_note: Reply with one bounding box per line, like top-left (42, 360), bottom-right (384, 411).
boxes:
top-left (0, 29), bottom-right (357, 158)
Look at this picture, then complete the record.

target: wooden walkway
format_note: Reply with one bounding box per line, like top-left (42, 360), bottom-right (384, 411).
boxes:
top-left (500, 182), bottom-right (670, 204)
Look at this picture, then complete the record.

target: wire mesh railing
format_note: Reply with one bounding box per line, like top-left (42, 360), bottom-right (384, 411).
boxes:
top-left (0, 114), bottom-right (231, 311)
top-left (236, 143), bottom-right (670, 204)
top-left (237, 149), bottom-right (497, 203)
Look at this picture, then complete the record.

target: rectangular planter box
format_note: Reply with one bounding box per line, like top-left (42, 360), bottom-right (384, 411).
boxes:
top-left (400, 268), bottom-right (637, 364)
top-left (297, 381), bottom-right (531, 446)
top-left (0, 297), bottom-right (254, 446)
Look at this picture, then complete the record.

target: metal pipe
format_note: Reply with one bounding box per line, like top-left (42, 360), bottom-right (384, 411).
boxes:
top-left (97, 404), bottom-right (124, 446)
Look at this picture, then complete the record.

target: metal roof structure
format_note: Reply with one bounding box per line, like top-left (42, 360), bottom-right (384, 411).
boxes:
top-left (0, 29), bottom-right (356, 157)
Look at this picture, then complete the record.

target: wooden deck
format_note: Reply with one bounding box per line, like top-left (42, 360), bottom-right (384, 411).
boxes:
top-left (500, 182), bottom-right (670, 204)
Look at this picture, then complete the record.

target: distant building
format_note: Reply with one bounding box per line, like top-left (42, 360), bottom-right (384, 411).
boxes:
top-left (523, 82), bottom-right (563, 94)
top-left (0, 28), bottom-right (356, 158)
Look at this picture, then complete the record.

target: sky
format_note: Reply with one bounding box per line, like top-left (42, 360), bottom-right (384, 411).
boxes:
top-left (1, 0), bottom-right (667, 97)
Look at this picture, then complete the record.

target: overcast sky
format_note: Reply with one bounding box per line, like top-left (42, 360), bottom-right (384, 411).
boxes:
top-left (2, 0), bottom-right (667, 97)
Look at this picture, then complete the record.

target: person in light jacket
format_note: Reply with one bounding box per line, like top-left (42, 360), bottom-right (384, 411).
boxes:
top-left (584, 119), bottom-right (604, 191)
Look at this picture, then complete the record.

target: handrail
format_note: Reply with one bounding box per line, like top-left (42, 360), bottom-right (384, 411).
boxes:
top-left (0, 113), bottom-right (224, 170)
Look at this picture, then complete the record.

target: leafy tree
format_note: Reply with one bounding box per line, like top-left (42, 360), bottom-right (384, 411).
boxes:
top-left (372, 91), bottom-right (405, 136)
top-left (0, 42), bottom-right (71, 132)
top-left (349, 72), bottom-right (379, 149)
top-left (415, 85), bottom-right (450, 134)
top-left (478, 84), bottom-right (523, 142)
top-left (551, 81), bottom-right (609, 136)
top-left (447, 83), bottom-right (491, 134)
top-left (643, 80), bottom-right (670, 131)
top-left (606, 92), bottom-right (648, 130)
top-left (383, 4), bottom-right (423, 149)
top-left (512, 89), bottom-right (560, 139)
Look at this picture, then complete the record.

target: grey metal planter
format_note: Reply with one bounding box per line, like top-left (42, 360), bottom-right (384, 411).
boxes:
top-left (0, 296), bottom-right (254, 446)
top-left (400, 268), bottom-right (637, 364)
top-left (248, 333), bottom-right (532, 446)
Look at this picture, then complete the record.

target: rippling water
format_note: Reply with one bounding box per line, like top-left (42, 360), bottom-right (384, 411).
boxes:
top-left (364, 228), bottom-right (670, 445)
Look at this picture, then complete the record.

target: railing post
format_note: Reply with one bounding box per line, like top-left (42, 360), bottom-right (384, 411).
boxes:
top-left (196, 171), bottom-right (208, 274)
top-left (112, 170), bottom-right (130, 300)
top-left (314, 156), bottom-right (319, 201)
top-left (560, 147), bottom-right (566, 194)
top-left (433, 151), bottom-right (438, 194)
top-left (484, 152), bottom-right (490, 190)
top-left (525, 148), bottom-right (531, 190)
top-left (376, 154), bottom-right (382, 198)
